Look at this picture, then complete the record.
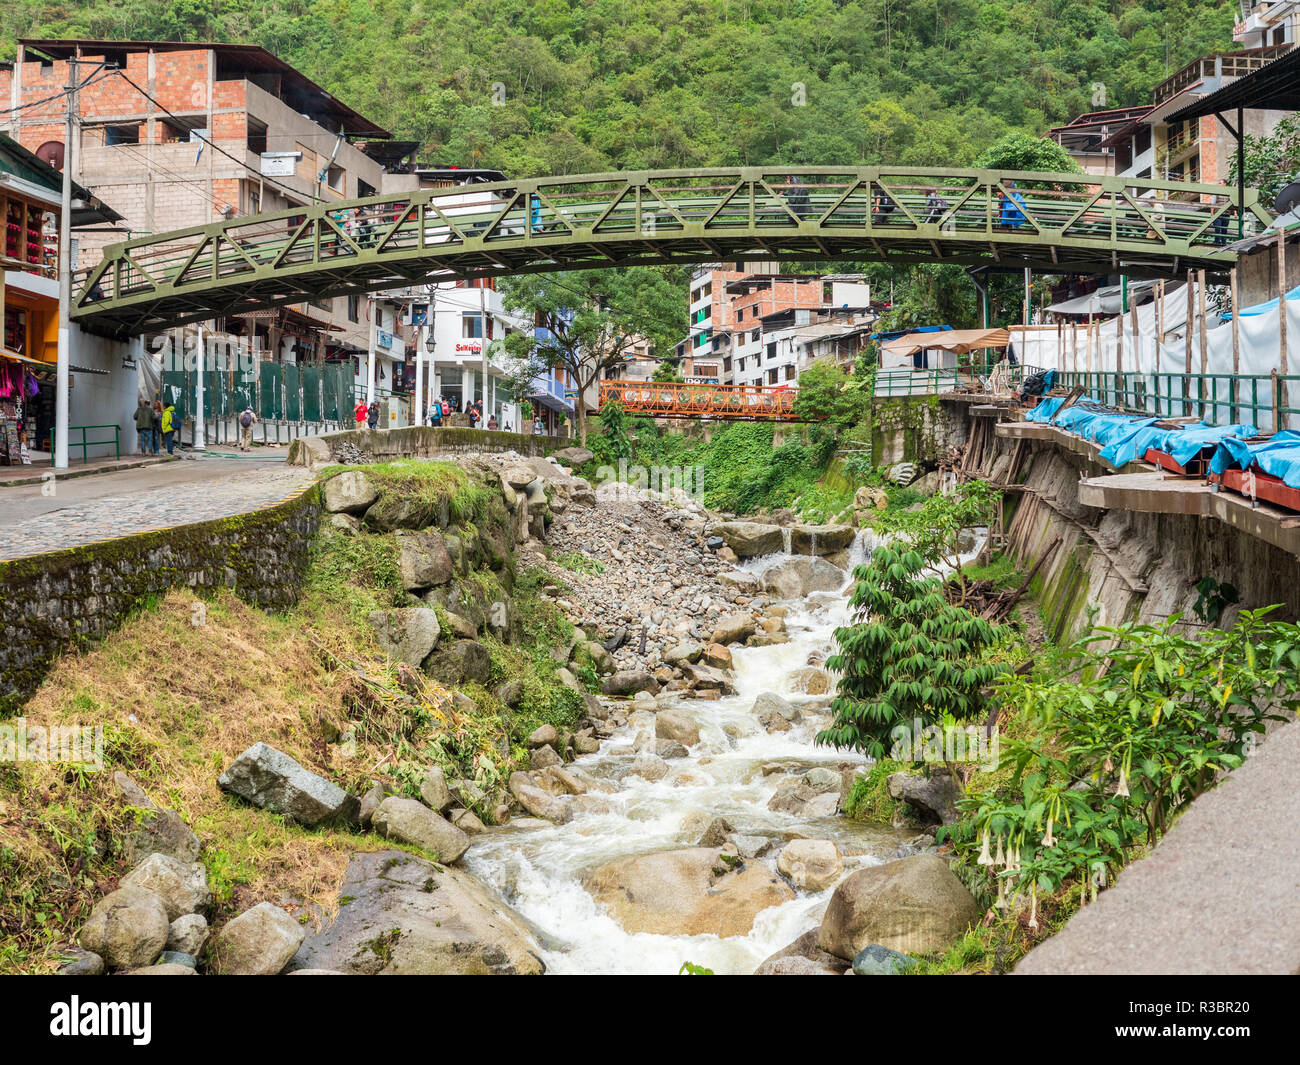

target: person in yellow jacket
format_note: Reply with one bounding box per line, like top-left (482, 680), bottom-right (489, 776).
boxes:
top-left (161, 403), bottom-right (178, 455)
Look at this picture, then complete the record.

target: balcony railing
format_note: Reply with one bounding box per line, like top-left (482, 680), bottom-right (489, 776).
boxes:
top-left (1153, 45), bottom-right (1291, 104)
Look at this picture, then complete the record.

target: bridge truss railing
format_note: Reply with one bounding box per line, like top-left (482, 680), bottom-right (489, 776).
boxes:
top-left (600, 379), bottom-right (800, 419)
top-left (72, 167), bottom-right (1270, 333)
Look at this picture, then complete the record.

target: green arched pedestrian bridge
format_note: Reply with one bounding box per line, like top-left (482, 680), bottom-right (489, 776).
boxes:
top-left (71, 167), bottom-right (1270, 336)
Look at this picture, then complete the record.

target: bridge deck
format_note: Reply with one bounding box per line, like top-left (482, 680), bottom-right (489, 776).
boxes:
top-left (70, 167), bottom-right (1269, 336)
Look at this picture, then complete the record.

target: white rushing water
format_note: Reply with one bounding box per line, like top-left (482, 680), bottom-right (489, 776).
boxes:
top-left (464, 531), bottom-right (918, 975)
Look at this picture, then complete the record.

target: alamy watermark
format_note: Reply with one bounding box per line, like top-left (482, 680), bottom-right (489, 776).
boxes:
top-left (0, 717), bottom-right (104, 772)
top-left (889, 717), bottom-right (999, 773)
top-left (591, 460), bottom-right (706, 503)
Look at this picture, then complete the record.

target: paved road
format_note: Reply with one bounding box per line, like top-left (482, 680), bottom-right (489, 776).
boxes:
top-left (1016, 716), bottom-right (1300, 975)
top-left (0, 450), bottom-right (312, 561)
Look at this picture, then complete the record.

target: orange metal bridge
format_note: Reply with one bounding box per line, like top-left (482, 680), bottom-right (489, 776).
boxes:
top-left (599, 379), bottom-right (806, 420)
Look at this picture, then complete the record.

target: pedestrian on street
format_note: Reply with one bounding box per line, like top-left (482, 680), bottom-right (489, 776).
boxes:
top-left (134, 398), bottom-right (153, 454)
top-left (487, 414), bottom-right (499, 431)
top-left (150, 399), bottom-right (163, 454)
top-left (238, 406), bottom-right (258, 452)
top-left (533, 416), bottom-right (545, 435)
top-left (430, 399), bottom-right (443, 427)
top-left (161, 403), bottom-right (177, 455)
top-left (367, 401), bottom-right (380, 429)
top-left (353, 399), bottom-right (368, 427)
top-left (467, 403), bottom-right (479, 429)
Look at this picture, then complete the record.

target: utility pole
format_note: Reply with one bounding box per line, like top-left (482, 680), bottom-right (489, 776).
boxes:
top-left (366, 298), bottom-right (377, 408)
top-left (54, 56), bottom-right (79, 470)
top-left (193, 322), bottom-right (206, 450)
top-left (414, 315), bottom-right (425, 427)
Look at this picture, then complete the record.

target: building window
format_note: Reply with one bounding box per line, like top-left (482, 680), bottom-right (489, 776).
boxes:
top-left (766, 342), bottom-right (776, 360)
top-left (768, 368), bottom-right (779, 384)
top-left (358, 178), bottom-right (376, 198)
top-left (347, 294), bottom-right (360, 323)
top-left (785, 364), bottom-right (796, 380)
top-left (247, 120), bottom-right (268, 155)
top-left (751, 330), bottom-right (759, 342)
top-left (326, 164), bottom-right (345, 192)
top-left (462, 314), bottom-right (484, 338)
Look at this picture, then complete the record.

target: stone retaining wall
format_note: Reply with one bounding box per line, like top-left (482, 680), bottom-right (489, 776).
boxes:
top-left (288, 426), bottom-right (565, 468)
top-left (0, 485), bottom-right (321, 711)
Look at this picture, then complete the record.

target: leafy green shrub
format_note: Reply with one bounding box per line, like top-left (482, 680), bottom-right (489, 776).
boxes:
top-left (951, 609), bottom-right (1300, 924)
top-left (818, 544), bottom-right (1001, 760)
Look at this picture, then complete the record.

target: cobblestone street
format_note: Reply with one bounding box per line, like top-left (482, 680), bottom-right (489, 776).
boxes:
top-left (0, 451), bottom-right (312, 561)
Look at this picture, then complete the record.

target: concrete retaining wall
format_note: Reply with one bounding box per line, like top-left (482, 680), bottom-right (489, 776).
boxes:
top-left (288, 426), bottom-right (567, 467)
top-left (0, 484), bottom-right (321, 710)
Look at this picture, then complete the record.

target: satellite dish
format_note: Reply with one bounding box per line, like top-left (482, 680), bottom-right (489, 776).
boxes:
top-left (35, 140), bottom-right (65, 169)
top-left (1273, 181), bottom-right (1300, 215)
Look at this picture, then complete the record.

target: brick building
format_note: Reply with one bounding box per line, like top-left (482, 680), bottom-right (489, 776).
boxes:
top-left (1, 39), bottom-right (415, 421)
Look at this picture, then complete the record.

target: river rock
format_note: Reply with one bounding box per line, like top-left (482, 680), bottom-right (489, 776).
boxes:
top-left (719, 570), bottom-right (761, 593)
top-left (704, 643), bottom-right (733, 669)
top-left (680, 660), bottom-right (735, 693)
top-left (527, 724), bottom-right (558, 749)
top-left (713, 521), bottom-right (785, 557)
top-left (124, 962), bottom-right (198, 975)
top-left (367, 607), bottom-right (441, 668)
top-left (887, 768), bottom-right (962, 826)
top-left (753, 691), bottom-right (801, 732)
top-left (208, 902), bottom-right (305, 975)
top-left (530, 744), bottom-right (562, 769)
top-left (754, 929), bottom-right (851, 976)
top-left (508, 772), bottom-right (571, 823)
top-left (584, 848), bottom-right (795, 937)
top-left (761, 556), bottom-right (845, 599)
top-left (395, 530), bottom-right (454, 591)
top-left (787, 666), bottom-right (832, 695)
top-left (789, 524), bottom-right (856, 556)
top-left (372, 797), bottom-right (470, 863)
top-left (696, 816), bottom-right (735, 848)
top-left (656, 739), bottom-right (689, 760)
top-left (57, 948), bottom-right (104, 976)
top-left (730, 834), bottom-right (774, 859)
top-left (712, 612), bottom-right (757, 645)
top-left (78, 886), bottom-right (169, 970)
top-left (601, 670), bottom-right (661, 696)
top-left (289, 850), bottom-right (544, 974)
top-left (419, 766), bottom-right (453, 812)
top-left (218, 742), bottom-right (358, 827)
top-left (655, 709), bottom-right (700, 747)
top-left (818, 854), bottom-right (981, 960)
top-left (853, 943), bottom-right (919, 975)
top-left (776, 839), bottom-right (844, 892)
top-left (120, 853), bottom-right (210, 921)
top-left (628, 753), bottom-right (671, 782)
top-left (424, 639), bottom-right (492, 685)
top-left (322, 471), bottom-right (378, 514)
top-left (166, 914), bottom-right (209, 956)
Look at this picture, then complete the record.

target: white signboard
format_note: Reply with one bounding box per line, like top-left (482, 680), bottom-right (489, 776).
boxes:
top-left (260, 152), bottom-right (301, 177)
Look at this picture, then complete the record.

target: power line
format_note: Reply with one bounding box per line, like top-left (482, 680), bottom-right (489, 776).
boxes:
top-left (109, 67), bottom-right (322, 205)
top-left (0, 63), bottom-right (113, 117)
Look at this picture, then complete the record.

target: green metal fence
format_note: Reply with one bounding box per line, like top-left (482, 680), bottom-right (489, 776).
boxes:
top-left (1053, 369), bottom-right (1300, 430)
top-left (153, 361), bottom-right (352, 439)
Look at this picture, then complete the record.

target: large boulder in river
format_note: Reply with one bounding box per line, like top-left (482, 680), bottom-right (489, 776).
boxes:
top-left (776, 839), bottom-right (843, 892)
top-left (584, 848), bottom-right (794, 937)
top-left (712, 612), bottom-right (757, 646)
top-left (372, 797), bottom-right (470, 864)
top-left (713, 521), bottom-right (785, 558)
top-left (218, 742), bottom-right (357, 827)
top-left (753, 692), bottom-right (801, 732)
top-left (367, 607), bottom-right (441, 668)
top-left (761, 556), bottom-right (846, 599)
top-left (887, 768), bottom-right (962, 826)
top-left (655, 709), bottom-right (700, 747)
top-left (289, 850), bottom-right (545, 975)
top-left (786, 666), bottom-right (832, 695)
top-left (818, 854), bottom-right (980, 960)
top-left (78, 886), bottom-right (169, 970)
top-left (322, 471), bottom-right (378, 514)
top-left (789, 524), bottom-right (855, 556)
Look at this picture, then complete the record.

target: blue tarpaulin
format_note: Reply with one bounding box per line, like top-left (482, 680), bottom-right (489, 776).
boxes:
top-left (1025, 397), bottom-right (1278, 478)
top-left (1209, 430), bottom-right (1300, 488)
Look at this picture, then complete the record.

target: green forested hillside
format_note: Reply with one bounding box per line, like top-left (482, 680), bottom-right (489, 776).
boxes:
top-left (3, 1), bottom-right (1236, 174)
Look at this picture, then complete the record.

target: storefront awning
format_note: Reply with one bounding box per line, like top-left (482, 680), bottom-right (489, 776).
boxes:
top-left (2, 350), bottom-right (107, 375)
top-left (529, 390), bottom-right (575, 414)
top-left (881, 327), bottom-right (1011, 358)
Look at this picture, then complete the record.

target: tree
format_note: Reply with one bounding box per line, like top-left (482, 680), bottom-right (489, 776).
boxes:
top-left (874, 479), bottom-right (999, 602)
top-left (1231, 113), bottom-right (1300, 209)
top-left (975, 132), bottom-right (1082, 179)
top-left (497, 268), bottom-right (683, 445)
top-left (818, 544), bottom-right (1001, 762)
top-left (651, 359), bottom-right (683, 383)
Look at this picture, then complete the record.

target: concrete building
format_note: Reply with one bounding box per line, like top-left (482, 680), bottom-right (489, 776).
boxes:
top-left (1, 39), bottom-right (415, 425)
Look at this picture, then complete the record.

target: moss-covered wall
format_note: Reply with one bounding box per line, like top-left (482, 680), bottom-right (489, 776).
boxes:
top-left (0, 486), bottom-right (321, 711)
top-left (870, 396), bottom-right (967, 467)
top-left (290, 426), bottom-right (563, 467)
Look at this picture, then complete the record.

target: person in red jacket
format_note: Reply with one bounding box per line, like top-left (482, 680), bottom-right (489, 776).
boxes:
top-left (354, 400), bottom-right (368, 427)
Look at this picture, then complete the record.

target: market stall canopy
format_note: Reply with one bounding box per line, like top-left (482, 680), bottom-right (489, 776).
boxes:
top-left (880, 327), bottom-right (1010, 358)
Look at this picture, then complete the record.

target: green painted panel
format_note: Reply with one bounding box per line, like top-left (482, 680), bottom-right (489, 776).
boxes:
top-left (284, 364), bottom-right (301, 421)
top-left (259, 362), bottom-right (281, 420)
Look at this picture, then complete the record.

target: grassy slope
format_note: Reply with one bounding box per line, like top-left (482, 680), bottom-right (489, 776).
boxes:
top-left (0, 461), bottom-right (582, 974)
